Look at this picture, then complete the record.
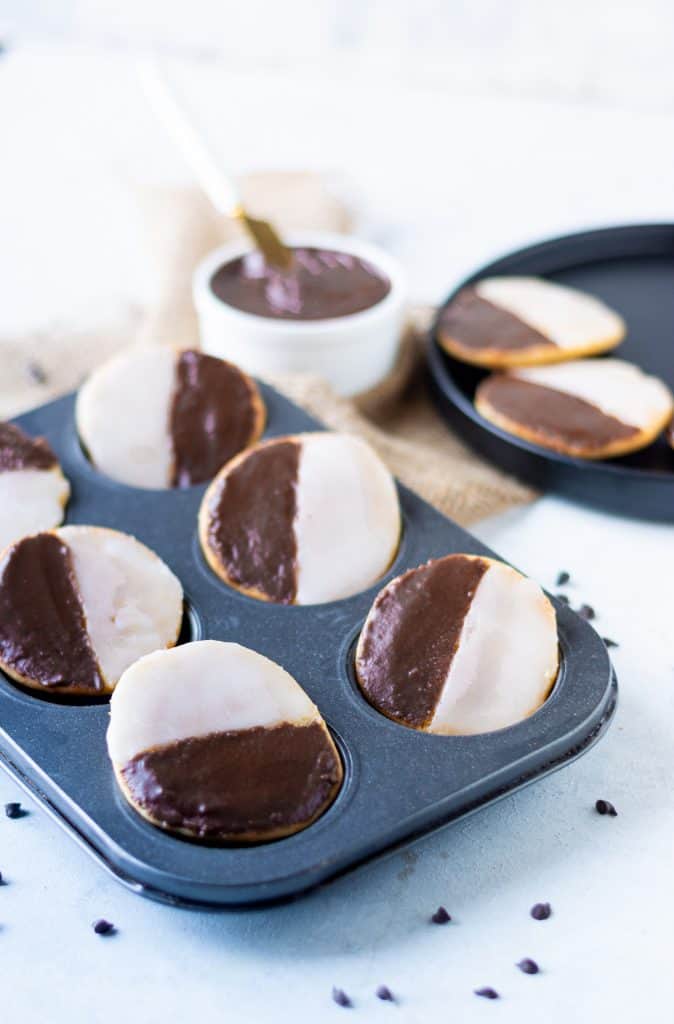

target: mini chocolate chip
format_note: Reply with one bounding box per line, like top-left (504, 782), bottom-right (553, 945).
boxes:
top-left (332, 988), bottom-right (352, 1008)
top-left (474, 987), bottom-right (499, 1000)
top-left (431, 906), bottom-right (451, 924)
top-left (602, 637), bottom-right (619, 649)
top-left (555, 593), bottom-right (570, 605)
top-left (0, 870), bottom-right (4, 885)
top-left (26, 361), bottom-right (49, 385)
top-left (556, 571), bottom-right (570, 586)
top-left (376, 985), bottom-right (394, 1002)
top-left (92, 919), bottom-right (115, 935)
top-left (517, 958), bottom-right (539, 975)
top-left (530, 902), bottom-right (551, 920)
top-left (595, 799), bottom-right (617, 817)
top-left (4, 802), bottom-right (26, 819)
top-left (578, 604), bottom-right (595, 621)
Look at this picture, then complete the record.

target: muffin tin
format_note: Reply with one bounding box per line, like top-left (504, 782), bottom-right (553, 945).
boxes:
top-left (0, 384), bottom-right (617, 908)
top-left (427, 223), bottom-right (674, 520)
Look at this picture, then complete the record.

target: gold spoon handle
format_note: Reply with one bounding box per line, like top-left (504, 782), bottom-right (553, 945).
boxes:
top-left (138, 60), bottom-right (292, 268)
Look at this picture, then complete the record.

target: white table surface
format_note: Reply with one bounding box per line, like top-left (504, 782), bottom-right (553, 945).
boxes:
top-left (1, 48), bottom-right (674, 1023)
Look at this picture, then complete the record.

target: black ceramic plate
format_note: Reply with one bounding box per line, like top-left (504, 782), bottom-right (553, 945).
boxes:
top-left (0, 387), bottom-right (616, 908)
top-left (427, 223), bottom-right (674, 521)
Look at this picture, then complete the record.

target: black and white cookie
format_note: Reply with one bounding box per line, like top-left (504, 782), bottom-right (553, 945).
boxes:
top-left (0, 422), bottom-right (70, 553)
top-left (76, 347), bottom-right (265, 488)
top-left (199, 432), bottom-right (401, 605)
top-left (438, 277), bottom-right (625, 368)
top-left (107, 640), bottom-right (343, 842)
top-left (356, 554), bottom-right (558, 735)
top-left (0, 526), bottom-right (183, 696)
top-left (475, 358), bottom-right (674, 459)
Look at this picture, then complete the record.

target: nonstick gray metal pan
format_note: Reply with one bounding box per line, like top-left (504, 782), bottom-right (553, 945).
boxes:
top-left (427, 223), bottom-right (674, 521)
top-left (0, 385), bottom-right (616, 907)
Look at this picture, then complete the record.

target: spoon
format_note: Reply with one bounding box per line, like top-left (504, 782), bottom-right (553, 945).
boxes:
top-left (138, 60), bottom-right (293, 270)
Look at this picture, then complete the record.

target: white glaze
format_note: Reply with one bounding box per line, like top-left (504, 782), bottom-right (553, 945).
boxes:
top-left (107, 640), bottom-right (320, 766)
top-left (513, 358), bottom-right (673, 430)
top-left (57, 525), bottom-right (183, 688)
top-left (76, 347), bottom-right (175, 488)
top-left (476, 276), bottom-right (625, 349)
top-left (294, 433), bottom-right (400, 604)
top-left (0, 467), bottom-right (69, 553)
top-left (429, 560), bottom-right (558, 735)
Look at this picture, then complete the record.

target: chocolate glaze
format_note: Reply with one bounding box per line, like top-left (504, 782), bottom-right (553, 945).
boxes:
top-left (0, 533), bottom-right (104, 691)
top-left (206, 440), bottom-right (300, 603)
top-left (210, 247), bottom-right (391, 321)
top-left (478, 376), bottom-right (639, 452)
top-left (122, 722), bottom-right (342, 839)
top-left (439, 287), bottom-right (556, 354)
top-left (169, 350), bottom-right (260, 487)
top-left (0, 421), bottom-right (57, 472)
top-left (357, 555), bottom-right (489, 728)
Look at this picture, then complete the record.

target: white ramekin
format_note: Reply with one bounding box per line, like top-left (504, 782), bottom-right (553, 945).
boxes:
top-left (193, 231), bottom-right (407, 397)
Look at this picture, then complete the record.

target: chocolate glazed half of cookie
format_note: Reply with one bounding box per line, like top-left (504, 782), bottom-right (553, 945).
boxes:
top-left (0, 533), bottom-right (104, 692)
top-left (107, 641), bottom-right (343, 843)
top-left (356, 554), bottom-right (559, 735)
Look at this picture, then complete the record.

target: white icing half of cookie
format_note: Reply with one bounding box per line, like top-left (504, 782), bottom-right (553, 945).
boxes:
top-left (294, 434), bottom-right (400, 604)
top-left (76, 347), bottom-right (175, 488)
top-left (513, 359), bottom-right (673, 431)
top-left (476, 277), bottom-right (625, 349)
top-left (0, 468), bottom-right (70, 553)
top-left (430, 561), bottom-right (558, 735)
top-left (57, 525), bottom-right (183, 687)
top-left (107, 640), bottom-right (319, 768)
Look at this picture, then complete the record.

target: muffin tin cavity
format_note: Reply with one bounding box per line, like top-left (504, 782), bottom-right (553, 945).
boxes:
top-left (0, 384), bottom-right (616, 907)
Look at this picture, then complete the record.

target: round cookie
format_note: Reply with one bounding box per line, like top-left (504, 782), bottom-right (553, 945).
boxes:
top-left (107, 640), bottom-right (343, 842)
top-left (0, 526), bottom-right (183, 696)
top-left (199, 432), bottom-right (401, 605)
top-left (355, 554), bottom-right (558, 735)
top-left (76, 346), bottom-right (265, 489)
top-left (437, 276), bottom-right (625, 368)
top-left (0, 422), bottom-right (70, 553)
top-left (475, 358), bottom-right (674, 459)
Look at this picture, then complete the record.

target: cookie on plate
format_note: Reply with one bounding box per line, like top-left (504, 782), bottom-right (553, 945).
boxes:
top-left (437, 277), bottom-right (625, 368)
top-left (107, 640), bottom-right (343, 842)
top-left (199, 432), bottom-right (401, 605)
top-left (0, 422), bottom-right (70, 553)
top-left (76, 347), bottom-right (265, 489)
top-left (0, 526), bottom-right (183, 696)
top-left (355, 554), bottom-right (558, 735)
top-left (475, 358), bottom-right (674, 459)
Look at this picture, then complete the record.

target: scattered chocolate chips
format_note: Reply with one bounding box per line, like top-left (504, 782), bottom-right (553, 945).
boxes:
top-left (555, 593), bottom-right (570, 605)
top-left (595, 799), bottom-right (618, 817)
top-left (474, 987), bottom-right (499, 1000)
top-left (26, 361), bottom-right (49, 385)
top-left (431, 905), bottom-right (451, 924)
top-left (602, 637), bottom-right (619, 649)
top-left (4, 802), bottom-right (26, 819)
top-left (332, 988), bottom-right (352, 1008)
top-left (530, 902), bottom-right (552, 921)
top-left (517, 958), bottom-right (539, 975)
top-left (578, 604), bottom-right (596, 621)
top-left (92, 919), bottom-right (116, 936)
top-left (376, 985), bottom-right (395, 1002)
top-left (556, 571), bottom-right (570, 586)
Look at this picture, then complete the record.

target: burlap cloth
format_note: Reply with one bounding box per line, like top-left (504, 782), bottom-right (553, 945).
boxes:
top-left (0, 172), bottom-right (534, 524)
